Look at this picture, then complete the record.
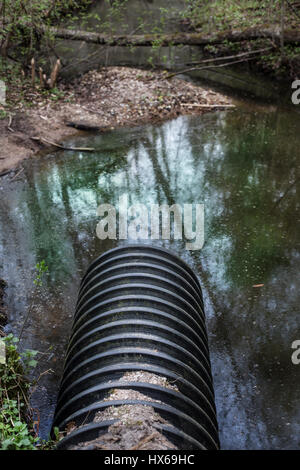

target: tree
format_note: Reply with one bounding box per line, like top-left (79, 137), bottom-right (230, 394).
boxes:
top-left (0, 1), bottom-right (92, 65)
top-left (280, 0), bottom-right (285, 61)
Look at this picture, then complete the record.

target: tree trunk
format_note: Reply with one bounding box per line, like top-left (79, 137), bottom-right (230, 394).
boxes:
top-left (280, 0), bottom-right (285, 60)
top-left (41, 26), bottom-right (300, 46)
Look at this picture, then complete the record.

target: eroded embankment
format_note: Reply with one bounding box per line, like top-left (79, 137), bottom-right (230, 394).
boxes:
top-left (0, 66), bottom-right (233, 175)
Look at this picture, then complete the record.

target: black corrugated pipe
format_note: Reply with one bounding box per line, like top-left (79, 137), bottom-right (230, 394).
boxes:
top-left (52, 245), bottom-right (219, 450)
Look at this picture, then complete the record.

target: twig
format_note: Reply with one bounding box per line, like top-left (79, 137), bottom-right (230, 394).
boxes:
top-left (17, 392), bottom-right (21, 421)
top-left (81, 106), bottom-right (102, 115)
top-left (31, 136), bottom-right (95, 152)
top-left (39, 67), bottom-right (45, 88)
top-left (286, 0), bottom-right (300, 19)
top-left (165, 56), bottom-right (259, 79)
top-left (130, 432), bottom-right (158, 450)
top-left (183, 46), bottom-right (274, 67)
top-left (43, 0), bottom-right (57, 19)
top-left (271, 177), bottom-right (299, 212)
top-left (93, 444), bottom-right (110, 450)
top-left (181, 103), bottom-right (235, 108)
top-left (31, 57), bottom-right (35, 86)
top-left (0, 169), bottom-right (14, 178)
top-left (7, 113), bottom-right (14, 132)
top-left (10, 167), bottom-right (24, 181)
top-left (19, 294), bottom-right (35, 342)
top-left (30, 369), bottom-right (54, 394)
top-left (32, 408), bottom-right (40, 437)
top-left (66, 121), bottom-right (106, 132)
top-left (62, 48), bottom-right (105, 72)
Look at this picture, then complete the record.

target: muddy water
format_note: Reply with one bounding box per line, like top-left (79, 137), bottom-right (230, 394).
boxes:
top-left (0, 96), bottom-right (299, 448)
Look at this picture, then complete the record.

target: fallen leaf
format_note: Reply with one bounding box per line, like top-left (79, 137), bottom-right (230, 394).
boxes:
top-left (65, 421), bottom-right (77, 435)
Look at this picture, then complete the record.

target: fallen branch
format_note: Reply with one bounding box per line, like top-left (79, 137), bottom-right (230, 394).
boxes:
top-left (130, 432), bottom-right (158, 450)
top-left (10, 167), bottom-right (24, 181)
top-left (183, 46), bottom-right (274, 67)
top-left (39, 26), bottom-right (300, 46)
top-left (31, 136), bottom-right (95, 152)
top-left (271, 177), bottom-right (299, 212)
top-left (181, 103), bottom-right (235, 108)
top-left (7, 113), bottom-right (14, 132)
top-left (165, 56), bottom-right (258, 79)
top-left (0, 169), bottom-right (14, 178)
top-left (66, 121), bottom-right (108, 132)
top-left (80, 106), bottom-right (103, 116)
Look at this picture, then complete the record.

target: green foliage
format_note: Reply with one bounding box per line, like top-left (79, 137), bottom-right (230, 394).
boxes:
top-left (181, 0), bottom-right (295, 32)
top-left (180, 1), bottom-right (299, 78)
top-left (0, 0), bottom-right (93, 63)
top-left (0, 259), bottom-right (58, 450)
top-left (0, 335), bottom-right (38, 450)
top-left (0, 335), bottom-right (39, 399)
top-left (98, 0), bottom-right (129, 34)
top-left (147, 55), bottom-right (155, 68)
top-left (37, 426), bottom-right (61, 450)
top-left (33, 260), bottom-right (49, 287)
top-left (151, 38), bottom-right (164, 52)
top-left (0, 399), bottom-right (38, 450)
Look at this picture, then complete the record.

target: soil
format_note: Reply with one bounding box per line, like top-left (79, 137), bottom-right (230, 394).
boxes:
top-left (0, 66), bottom-right (233, 175)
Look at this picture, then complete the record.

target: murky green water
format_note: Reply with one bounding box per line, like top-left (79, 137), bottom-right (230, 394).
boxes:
top-left (0, 96), bottom-right (299, 448)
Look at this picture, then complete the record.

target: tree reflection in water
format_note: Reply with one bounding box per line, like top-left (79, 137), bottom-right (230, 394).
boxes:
top-left (0, 108), bottom-right (299, 448)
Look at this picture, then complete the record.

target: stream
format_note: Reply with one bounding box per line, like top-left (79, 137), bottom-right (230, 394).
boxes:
top-left (0, 80), bottom-right (299, 448)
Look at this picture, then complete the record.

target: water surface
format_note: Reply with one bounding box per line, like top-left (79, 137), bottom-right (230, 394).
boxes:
top-left (0, 100), bottom-right (299, 449)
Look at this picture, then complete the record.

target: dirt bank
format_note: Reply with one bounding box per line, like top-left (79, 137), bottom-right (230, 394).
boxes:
top-left (0, 67), bottom-right (233, 175)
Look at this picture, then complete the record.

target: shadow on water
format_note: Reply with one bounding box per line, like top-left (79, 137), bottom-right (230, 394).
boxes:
top-left (0, 100), bottom-right (299, 448)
